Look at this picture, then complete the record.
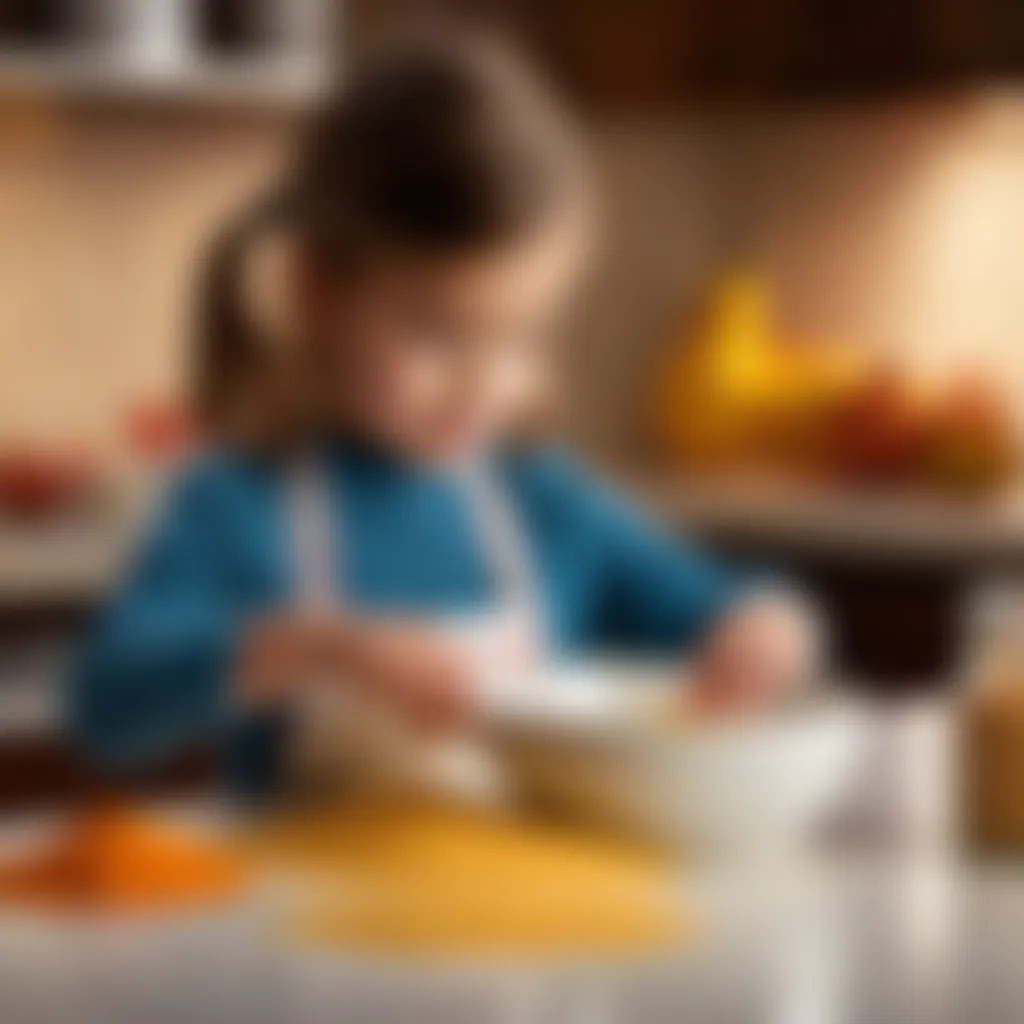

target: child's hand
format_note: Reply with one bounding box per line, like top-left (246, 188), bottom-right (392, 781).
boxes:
top-left (239, 614), bottom-right (474, 730)
top-left (237, 615), bottom-right (328, 707)
top-left (321, 617), bottom-right (476, 732)
top-left (689, 593), bottom-right (822, 716)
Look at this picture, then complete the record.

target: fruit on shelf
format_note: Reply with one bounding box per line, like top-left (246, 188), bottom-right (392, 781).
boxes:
top-left (823, 368), bottom-right (938, 487)
top-left (650, 271), bottom-right (1019, 499)
top-left (821, 371), bottom-right (1017, 497)
top-left (0, 445), bottom-right (101, 522)
top-left (756, 339), bottom-right (872, 476)
top-left (651, 272), bottom-right (784, 471)
top-left (923, 378), bottom-right (1017, 498)
top-left (651, 271), bottom-right (872, 476)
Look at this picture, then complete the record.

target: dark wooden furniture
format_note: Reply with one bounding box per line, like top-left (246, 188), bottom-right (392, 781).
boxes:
top-left (348, 0), bottom-right (1024, 107)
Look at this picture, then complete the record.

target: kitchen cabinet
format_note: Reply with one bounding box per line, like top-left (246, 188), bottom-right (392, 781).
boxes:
top-left (0, 0), bottom-right (334, 109)
top-left (349, 0), bottom-right (1024, 106)
top-left (525, 0), bottom-right (1024, 103)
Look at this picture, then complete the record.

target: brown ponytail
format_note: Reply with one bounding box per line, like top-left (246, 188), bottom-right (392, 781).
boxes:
top-left (192, 191), bottom-right (293, 435)
top-left (191, 32), bottom-right (584, 443)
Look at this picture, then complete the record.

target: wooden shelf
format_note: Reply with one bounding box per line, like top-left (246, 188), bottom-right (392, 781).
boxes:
top-left (633, 475), bottom-right (1024, 567)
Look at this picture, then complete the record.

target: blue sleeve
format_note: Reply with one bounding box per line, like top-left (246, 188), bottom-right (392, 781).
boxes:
top-left (68, 463), bottom-right (239, 770)
top-left (518, 451), bottom-right (742, 653)
top-left (589, 483), bottom-right (740, 651)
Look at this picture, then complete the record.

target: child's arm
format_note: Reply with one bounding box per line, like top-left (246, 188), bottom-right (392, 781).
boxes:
top-left (515, 451), bottom-right (820, 706)
top-left (69, 467), bottom-right (475, 770)
top-left (68, 466), bottom-right (249, 769)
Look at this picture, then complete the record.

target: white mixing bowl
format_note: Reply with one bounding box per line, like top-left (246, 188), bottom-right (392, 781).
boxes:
top-left (491, 663), bottom-right (866, 853)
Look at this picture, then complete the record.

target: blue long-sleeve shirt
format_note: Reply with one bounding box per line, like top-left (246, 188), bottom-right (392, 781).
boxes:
top-left (70, 442), bottom-right (739, 794)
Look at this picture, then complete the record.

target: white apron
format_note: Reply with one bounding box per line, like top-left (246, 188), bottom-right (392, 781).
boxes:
top-left (283, 452), bottom-right (542, 803)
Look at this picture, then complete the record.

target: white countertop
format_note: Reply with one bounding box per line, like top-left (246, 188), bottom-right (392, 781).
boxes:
top-left (0, 844), bottom-right (1008, 1024)
top-left (0, 701), bottom-right (1019, 1024)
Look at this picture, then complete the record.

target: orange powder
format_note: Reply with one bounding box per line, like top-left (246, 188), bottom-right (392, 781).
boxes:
top-left (0, 805), bottom-right (246, 914)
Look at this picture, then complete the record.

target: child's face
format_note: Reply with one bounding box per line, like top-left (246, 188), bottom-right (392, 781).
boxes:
top-left (305, 225), bottom-right (583, 462)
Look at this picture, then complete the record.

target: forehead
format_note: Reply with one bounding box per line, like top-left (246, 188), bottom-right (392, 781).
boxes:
top-left (362, 224), bottom-right (586, 318)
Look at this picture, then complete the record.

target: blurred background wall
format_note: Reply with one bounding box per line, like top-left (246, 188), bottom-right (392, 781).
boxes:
top-left (0, 102), bottom-right (289, 445)
top-left (571, 98), bottom-right (1024, 457)
top-left (2, 1), bottom-right (1024, 456)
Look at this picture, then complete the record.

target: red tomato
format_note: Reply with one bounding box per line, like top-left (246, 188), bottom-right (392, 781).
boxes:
top-left (0, 446), bottom-right (98, 521)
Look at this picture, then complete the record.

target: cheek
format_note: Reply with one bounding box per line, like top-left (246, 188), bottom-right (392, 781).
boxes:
top-left (375, 337), bottom-right (460, 419)
top-left (480, 348), bottom-right (548, 421)
top-left (506, 350), bottom-right (547, 405)
top-left (328, 308), bottom-right (443, 414)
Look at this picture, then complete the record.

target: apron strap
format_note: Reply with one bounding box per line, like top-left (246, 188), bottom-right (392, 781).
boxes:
top-left (285, 450), bottom-right (539, 621)
top-left (456, 460), bottom-right (537, 616)
top-left (283, 451), bottom-right (540, 797)
top-left (286, 454), bottom-right (339, 611)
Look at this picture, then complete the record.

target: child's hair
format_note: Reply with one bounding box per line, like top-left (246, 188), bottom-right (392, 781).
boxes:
top-left (194, 32), bottom-right (584, 441)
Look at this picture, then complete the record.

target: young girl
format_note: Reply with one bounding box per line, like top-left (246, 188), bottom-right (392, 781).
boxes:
top-left (71, 35), bottom-right (817, 798)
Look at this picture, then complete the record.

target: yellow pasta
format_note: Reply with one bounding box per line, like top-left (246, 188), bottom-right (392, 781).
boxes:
top-left (245, 797), bottom-right (693, 957)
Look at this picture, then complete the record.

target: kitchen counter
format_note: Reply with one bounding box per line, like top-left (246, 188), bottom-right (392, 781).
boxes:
top-left (0, 511), bottom-right (135, 607)
top-left (1, 849), bottom-right (1011, 1024)
top-left (0, 700), bottom-right (1020, 1024)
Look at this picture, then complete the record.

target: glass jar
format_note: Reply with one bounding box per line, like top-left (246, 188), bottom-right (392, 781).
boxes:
top-left (961, 584), bottom-right (1024, 853)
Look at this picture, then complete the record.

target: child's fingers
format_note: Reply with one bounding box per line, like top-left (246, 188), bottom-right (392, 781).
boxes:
top-left (327, 618), bottom-right (475, 732)
top-left (408, 671), bottom-right (476, 734)
top-left (689, 595), bottom-right (822, 714)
